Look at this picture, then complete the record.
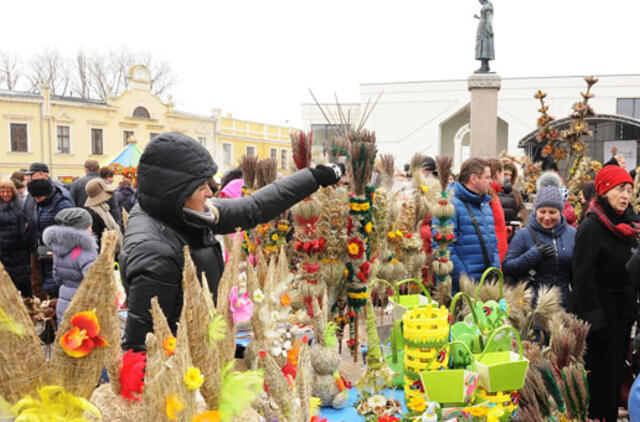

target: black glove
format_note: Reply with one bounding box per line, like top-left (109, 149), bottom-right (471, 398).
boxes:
top-left (311, 164), bottom-right (342, 187)
top-left (536, 243), bottom-right (555, 259)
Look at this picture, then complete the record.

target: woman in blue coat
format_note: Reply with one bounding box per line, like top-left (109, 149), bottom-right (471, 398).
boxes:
top-left (502, 182), bottom-right (576, 308)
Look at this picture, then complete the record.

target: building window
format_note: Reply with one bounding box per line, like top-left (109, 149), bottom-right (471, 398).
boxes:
top-left (10, 123), bottom-right (28, 152)
top-left (246, 145), bottom-right (256, 157)
top-left (57, 125), bottom-right (70, 154)
top-left (198, 136), bottom-right (207, 146)
top-left (617, 99), bottom-right (640, 120)
top-left (150, 132), bottom-right (159, 141)
top-left (270, 147), bottom-right (277, 161)
top-left (280, 149), bottom-right (288, 170)
top-left (123, 130), bottom-right (135, 146)
top-left (132, 106), bottom-right (150, 119)
top-left (222, 142), bottom-right (233, 165)
top-left (91, 128), bottom-right (103, 155)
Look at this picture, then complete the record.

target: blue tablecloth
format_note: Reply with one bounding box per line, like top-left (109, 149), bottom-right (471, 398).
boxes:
top-left (319, 388), bottom-right (406, 422)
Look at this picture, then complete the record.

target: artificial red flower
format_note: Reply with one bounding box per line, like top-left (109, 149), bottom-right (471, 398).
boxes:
top-left (120, 349), bottom-right (146, 403)
top-left (310, 417), bottom-right (328, 422)
top-left (379, 416), bottom-right (399, 422)
top-left (60, 310), bottom-right (108, 358)
top-left (347, 238), bottom-right (365, 260)
top-left (404, 232), bottom-right (412, 239)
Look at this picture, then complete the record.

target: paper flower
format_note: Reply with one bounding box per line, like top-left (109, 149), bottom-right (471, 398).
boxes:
top-left (165, 393), bottom-right (184, 420)
top-left (280, 294), bottom-right (291, 307)
top-left (192, 410), bottom-right (222, 422)
top-left (163, 335), bottom-right (177, 356)
top-left (367, 394), bottom-right (387, 409)
top-left (184, 367), bottom-right (204, 391)
top-left (407, 395), bottom-right (427, 412)
top-left (120, 350), bottom-right (146, 403)
top-left (347, 237), bottom-right (365, 259)
top-left (229, 286), bottom-right (254, 325)
top-left (60, 310), bottom-right (108, 358)
top-left (253, 289), bottom-right (265, 303)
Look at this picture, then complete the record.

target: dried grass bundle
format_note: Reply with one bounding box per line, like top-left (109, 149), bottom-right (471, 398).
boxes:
top-left (256, 158), bottom-right (278, 189)
top-left (504, 282), bottom-right (534, 332)
top-left (549, 313), bottom-right (590, 366)
top-left (519, 363), bottom-right (552, 418)
top-left (0, 262), bottom-right (47, 403)
top-left (432, 279), bottom-right (452, 308)
top-left (436, 156), bottom-right (453, 191)
top-left (558, 364), bottom-right (589, 421)
top-left (409, 153), bottom-right (425, 175)
top-left (347, 130), bottom-right (377, 196)
top-left (522, 341), bottom-right (544, 366)
top-left (290, 130), bottom-right (313, 170)
top-left (49, 231), bottom-right (119, 399)
top-left (181, 246), bottom-right (222, 409)
top-left (325, 136), bottom-right (350, 163)
top-left (240, 155), bottom-right (258, 191)
top-left (216, 232), bottom-right (243, 364)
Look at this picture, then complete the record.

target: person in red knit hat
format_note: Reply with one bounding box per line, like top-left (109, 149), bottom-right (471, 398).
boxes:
top-left (572, 164), bottom-right (640, 422)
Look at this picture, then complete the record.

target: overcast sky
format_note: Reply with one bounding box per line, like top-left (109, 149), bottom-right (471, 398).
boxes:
top-left (3, 0), bottom-right (639, 127)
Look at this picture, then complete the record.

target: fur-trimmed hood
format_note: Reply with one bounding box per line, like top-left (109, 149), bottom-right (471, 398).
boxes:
top-left (43, 225), bottom-right (98, 257)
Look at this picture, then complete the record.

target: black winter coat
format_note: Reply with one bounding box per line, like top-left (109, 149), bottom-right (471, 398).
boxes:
top-left (571, 198), bottom-right (639, 421)
top-left (497, 184), bottom-right (526, 223)
top-left (0, 199), bottom-right (32, 296)
top-left (122, 132), bottom-right (320, 351)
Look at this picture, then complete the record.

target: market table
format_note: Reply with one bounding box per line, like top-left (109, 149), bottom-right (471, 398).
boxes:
top-left (319, 388), bottom-right (406, 422)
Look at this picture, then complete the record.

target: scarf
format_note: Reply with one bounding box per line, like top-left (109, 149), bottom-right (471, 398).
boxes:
top-left (588, 198), bottom-right (640, 242)
top-left (89, 202), bottom-right (123, 251)
top-left (490, 181), bottom-right (503, 193)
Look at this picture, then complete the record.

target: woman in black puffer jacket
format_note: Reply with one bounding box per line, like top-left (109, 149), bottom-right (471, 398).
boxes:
top-left (0, 180), bottom-right (33, 296)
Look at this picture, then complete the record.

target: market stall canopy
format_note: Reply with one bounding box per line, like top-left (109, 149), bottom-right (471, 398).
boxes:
top-left (107, 137), bottom-right (142, 182)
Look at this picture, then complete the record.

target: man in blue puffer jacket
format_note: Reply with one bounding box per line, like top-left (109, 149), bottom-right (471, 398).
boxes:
top-left (434, 158), bottom-right (500, 291)
top-left (27, 170), bottom-right (74, 298)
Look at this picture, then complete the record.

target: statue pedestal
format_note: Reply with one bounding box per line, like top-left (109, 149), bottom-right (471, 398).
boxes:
top-left (467, 73), bottom-right (501, 158)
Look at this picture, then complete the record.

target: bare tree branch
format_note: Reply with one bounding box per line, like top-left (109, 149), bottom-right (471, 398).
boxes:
top-left (0, 50), bottom-right (21, 90)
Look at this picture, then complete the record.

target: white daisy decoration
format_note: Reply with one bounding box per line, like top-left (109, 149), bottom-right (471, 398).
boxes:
top-left (253, 289), bottom-right (265, 303)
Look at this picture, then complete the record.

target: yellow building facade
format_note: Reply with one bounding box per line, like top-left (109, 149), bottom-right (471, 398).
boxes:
top-left (0, 65), bottom-right (295, 179)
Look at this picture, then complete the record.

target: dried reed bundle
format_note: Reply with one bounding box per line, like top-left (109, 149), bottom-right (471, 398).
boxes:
top-left (519, 363), bottom-right (552, 418)
top-left (181, 246), bottom-right (222, 409)
top-left (325, 136), bottom-right (350, 163)
top-left (374, 154), bottom-right (395, 191)
top-left (549, 313), bottom-right (589, 366)
top-left (256, 158), bottom-right (278, 189)
top-left (217, 232), bottom-right (243, 364)
top-left (0, 262), bottom-right (46, 403)
top-left (49, 231), bottom-right (119, 399)
top-left (347, 130), bottom-right (377, 196)
top-left (290, 131), bottom-right (313, 170)
top-left (436, 156), bottom-right (453, 191)
top-left (432, 279), bottom-right (452, 308)
top-left (504, 282), bottom-right (534, 332)
top-left (408, 153), bottom-right (425, 175)
top-left (558, 364), bottom-right (589, 421)
top-left (296, 343), bottom-right (312, 421)
top-left (240, 155), bottom-right (259, 191)
top-left (523, 285), bottom-right (562, 339)
top-left (522, 341), bottom-right (544, 366)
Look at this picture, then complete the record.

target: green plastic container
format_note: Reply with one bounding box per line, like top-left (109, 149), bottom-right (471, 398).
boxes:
top-left (473, 326), bottom-right (529, 393)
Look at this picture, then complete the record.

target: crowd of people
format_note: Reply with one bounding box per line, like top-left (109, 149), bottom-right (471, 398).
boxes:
top-left (0, 132), bottom-right (639, 421)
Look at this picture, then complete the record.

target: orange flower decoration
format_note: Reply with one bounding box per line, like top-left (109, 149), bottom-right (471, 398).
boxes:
top-left (60, 310), bottom-right (108, 358)
top-left (191, 410), bottom-right (222, 422)
top-left (166, 393), bottom-right (184, 420)
top-left (163, 335), bottom-right (177, 356)
top-left (280, 294), bottom-right (291, 307)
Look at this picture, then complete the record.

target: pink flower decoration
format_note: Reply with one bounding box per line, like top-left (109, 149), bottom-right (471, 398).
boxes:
top-left (229, 286), bottom-right (254, 325)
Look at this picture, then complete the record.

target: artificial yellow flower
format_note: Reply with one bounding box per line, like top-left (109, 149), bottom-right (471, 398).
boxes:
top-left (184, 367), bottom-right (204, 391)
top-left (309, 397), bottom-right (321, 416)
top-left (347, 243), bottom-right (360, 256)
top-left (421, 185), bottom-right (429, 195)
top-left (395, 230), bottom-right (403, 237)
top-left (407, 395), bottom-right (427, 412)
top-left (387, 231), bottom-right (396, 239)
top-left (163, 335), bottom-right (177, 356)
top-left (364, 221), bottom-right (373, 234)
top-left (465, 406), bottom-right (488, 417)
top-left (361, 202), bottom-right (370, 211)
top-left (270, 233), bottom-right (279, 242)
top-left (191, 410), bottom-right (222, 422)
top-left (166, 393), bottom-right (184, 420)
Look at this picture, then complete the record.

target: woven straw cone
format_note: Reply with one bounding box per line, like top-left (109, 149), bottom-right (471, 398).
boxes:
top-left (181, 246), bottom-right (221, 410)
top-left (88, 383), bottom-right (146, 422)
top-left (295, 343), bottom-right (312, 421)
top-left (260, 351), bottom-right (295, 419)
top-left (0, 261), bottom-right (47, 403)
top-left (144, 309), bottom-right (197, 421)
top-left (216, 232), bottom-right (242, 364)
top-left (151, 297), bottom-right (173, 364)
top-left (48, 230), bottom-right (119, 399)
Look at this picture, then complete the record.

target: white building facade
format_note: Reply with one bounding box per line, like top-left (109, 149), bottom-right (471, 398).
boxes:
top-left (301, 74), bottom-right (640, 171)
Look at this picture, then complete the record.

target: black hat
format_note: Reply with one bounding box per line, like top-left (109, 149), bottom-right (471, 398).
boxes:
top-left (421, 156), bottom-right (436, 172)
top-left (24, 162), bottom-right (49, 175)
top-left (27, 178), bottom-right (53, 197)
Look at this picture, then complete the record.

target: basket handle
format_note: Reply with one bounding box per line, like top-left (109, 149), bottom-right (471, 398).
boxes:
top-left (476, 325), bottom-right (523, 362)
top-left (449, 292), bottom-right (481, 328)
top-left (394, 278), bottom-right (431, 303)
top-left (425, 340), bottom-right (477, 372)
top-left (368, 278), bottom-right (394, 296)
top-left (474, 267), bottom-right (504, 303)
top-left (390, 319), bottom-right (403, 364)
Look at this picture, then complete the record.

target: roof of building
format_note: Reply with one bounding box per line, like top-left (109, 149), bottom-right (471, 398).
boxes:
top-left (0, 89), bottom-right (108, 105)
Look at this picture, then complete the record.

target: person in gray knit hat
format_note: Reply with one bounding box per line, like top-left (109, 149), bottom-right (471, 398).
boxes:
top-left (502, 174), bottom-right (576, 308)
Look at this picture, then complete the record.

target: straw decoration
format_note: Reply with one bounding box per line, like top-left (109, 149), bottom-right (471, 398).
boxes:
top-left (256, 158), bottom-right (278, 189)
top-left (240, 155), bottom-right (258, 191)
top-left (436, 155), bottom-right (453, 191)
top-left (0, 262), bottom-right (46, 404)
top-left (347, 130), bottom-right (377, 197)
top-left (216, 232), bottom-right (243, 364)
top-left (48, 231), bottom-right (119, 399)
top-left (291, 131), bottom-right (313, 170)
top-left (181, 246), bottom-right (222, 410)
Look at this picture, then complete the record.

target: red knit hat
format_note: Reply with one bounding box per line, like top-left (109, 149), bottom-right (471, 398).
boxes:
top-left (595, 165), bottom-right (634, 196)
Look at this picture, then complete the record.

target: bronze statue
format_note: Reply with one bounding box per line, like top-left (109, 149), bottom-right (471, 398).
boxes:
top-left (474, 0), bottom-right (495, 73)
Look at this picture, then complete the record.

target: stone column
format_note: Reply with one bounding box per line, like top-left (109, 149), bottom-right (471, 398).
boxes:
top-left (467, 74), bottom-right (501, 158)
